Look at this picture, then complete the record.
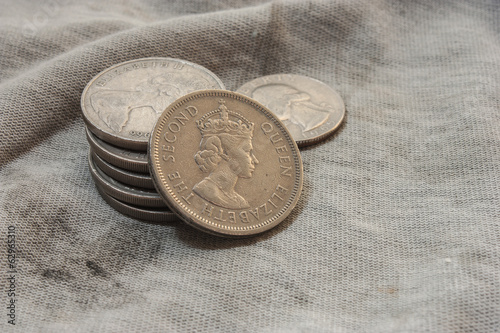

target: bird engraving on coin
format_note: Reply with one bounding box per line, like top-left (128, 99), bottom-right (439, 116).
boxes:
top-left (237, 74), bottom-right (345, 146)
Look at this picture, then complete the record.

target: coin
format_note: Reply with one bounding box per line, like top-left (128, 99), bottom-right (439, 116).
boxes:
top-left (88, 152), bottom-right (167, 208)
top-left (81, 57), bottom-right (225, 150)
top-left (91, 150), bottom-right (155, 189)
top-left (86, 127), bottom-right (149, 173)
top-left (236, 74), bottom-right (345, 147)
top-left (94, 182), bottom-right (178, 223)
top-left (149, 90), bottom-right (303, 237)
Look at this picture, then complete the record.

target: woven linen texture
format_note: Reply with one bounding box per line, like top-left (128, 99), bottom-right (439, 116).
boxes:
top-left (0, 0), bottom-right (499, 332)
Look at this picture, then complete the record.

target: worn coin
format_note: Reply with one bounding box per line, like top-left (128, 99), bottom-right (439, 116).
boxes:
top-left (92, 150), bottom-right (155, 189)
top-left (86, 127), bottom-right (149, 173)
top-left (88, 152), bottom-right (167, 208)
top-left (95, 182), bottom-right (178, 223)
top-left (81, 57), bottom-right (225, 150)
top-left (236, 74), bottom-right (345, 147)
top-left (149, 90), bottom-right (303, 237)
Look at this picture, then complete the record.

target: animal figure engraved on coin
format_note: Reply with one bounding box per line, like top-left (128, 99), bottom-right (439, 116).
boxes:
top-left (81, 58), bottom-right (225, 150)
top-left (193, 100), bottom-right (259, 209)
top-left (90, 74), bottom-right (211, 133)
top-left (252, 85), bottom-right (332, 133)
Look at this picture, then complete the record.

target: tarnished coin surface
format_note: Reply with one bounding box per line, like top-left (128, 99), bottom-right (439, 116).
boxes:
top-left (149, 90), bottom-right (303, 237)
top-left (236, 74), bottom-right (345, 147)
top-left (88, 152), bottom-right (167, 208)
top-left (95, 183), bottom-right (178, 223)
top-left (81, 58), bottom-right (225, 150)
top-left (86, 127), bottom-right (149, 173)
top-left (92, 151), bottom-right (155, 189)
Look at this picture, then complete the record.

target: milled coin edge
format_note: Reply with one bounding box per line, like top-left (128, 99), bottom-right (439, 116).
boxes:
top-left (88, 151), bottom-right (168, 208)
top-left (91, 150), bottom-right (156, 189)
top-left (94, 182), bottom-right (177, 223)
top-left (86, 127), bottom-right (150, 173)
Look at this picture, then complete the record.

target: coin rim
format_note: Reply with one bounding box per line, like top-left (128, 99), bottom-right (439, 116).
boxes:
top-left (148, 89), bottom-right (303, 237)
top-left (94, 182), bottom-right (177, 223)
top-left (88, 151), bottom-right (168, 208)
top-left (85, 127), bottom-right (150, 173)
top-left (91, 150), bottom-right (155, 189)
top-left (81, 57), bottom-right (226, 150)
top-left (236, 74), bottom-right (345, 147)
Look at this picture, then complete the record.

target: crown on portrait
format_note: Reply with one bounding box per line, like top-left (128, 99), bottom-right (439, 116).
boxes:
top-left (197, 100), bottom-right (254, 138)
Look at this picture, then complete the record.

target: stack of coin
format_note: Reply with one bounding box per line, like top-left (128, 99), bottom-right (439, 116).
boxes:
top-left (81, 58), bottom-right (225, 222)
top-left (81, 57), bottom-right (344, 236)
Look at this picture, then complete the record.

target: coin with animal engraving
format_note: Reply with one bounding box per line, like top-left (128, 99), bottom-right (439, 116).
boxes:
top-left (236, 74), bottom-right (345, 147)
top-left (149, 90), bottom-right (303, 237)
top-left (95, 182), bottom-right (178, 223)
top-left (88, 152), bottom-right (168, 208)
top-left (86, 127), bottom-right (150, 173)
top-left (92, 151), bottom-right (155, 189)
top-left (81, 57), bottom-right (225, 150)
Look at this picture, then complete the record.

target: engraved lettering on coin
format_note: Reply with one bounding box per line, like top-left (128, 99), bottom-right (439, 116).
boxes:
top-left (236, 74), bottom-right (345, 147)
top-left (193, 100), bottom-right (259, 209)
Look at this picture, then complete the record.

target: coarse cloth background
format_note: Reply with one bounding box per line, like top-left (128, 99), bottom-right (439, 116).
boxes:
top-left (0, 0), bottom-right (499, 332)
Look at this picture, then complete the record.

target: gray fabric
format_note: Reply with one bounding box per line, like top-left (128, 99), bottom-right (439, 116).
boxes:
top-left (1, 0), bottom-right (499, 331)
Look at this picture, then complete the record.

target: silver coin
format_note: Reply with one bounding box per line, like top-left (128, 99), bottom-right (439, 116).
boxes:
top-left (88, 151), bottom-right (167, 208)
top-left (236, 74), bottom-right (345, 147)
top-left (81, 57), bottom-right (225, 150)
top-left (86, 127), bottom-right (149, 173)
top-left (91, 150), bottom-right (155, 189)
top-left (148, 90), bottom-right (303, 237)
top-left (94, 182), bottom-right (178, 223)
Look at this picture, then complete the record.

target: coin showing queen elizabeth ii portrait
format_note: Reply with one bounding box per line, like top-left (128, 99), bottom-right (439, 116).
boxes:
top-left (236, 74), bottom-right (345, 147)
top-left (149, 90), bottom-right (303, 237)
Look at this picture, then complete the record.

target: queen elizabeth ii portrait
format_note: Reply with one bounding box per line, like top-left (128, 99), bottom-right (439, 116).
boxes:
top-left (193, 101), bottom-right (259, 209)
